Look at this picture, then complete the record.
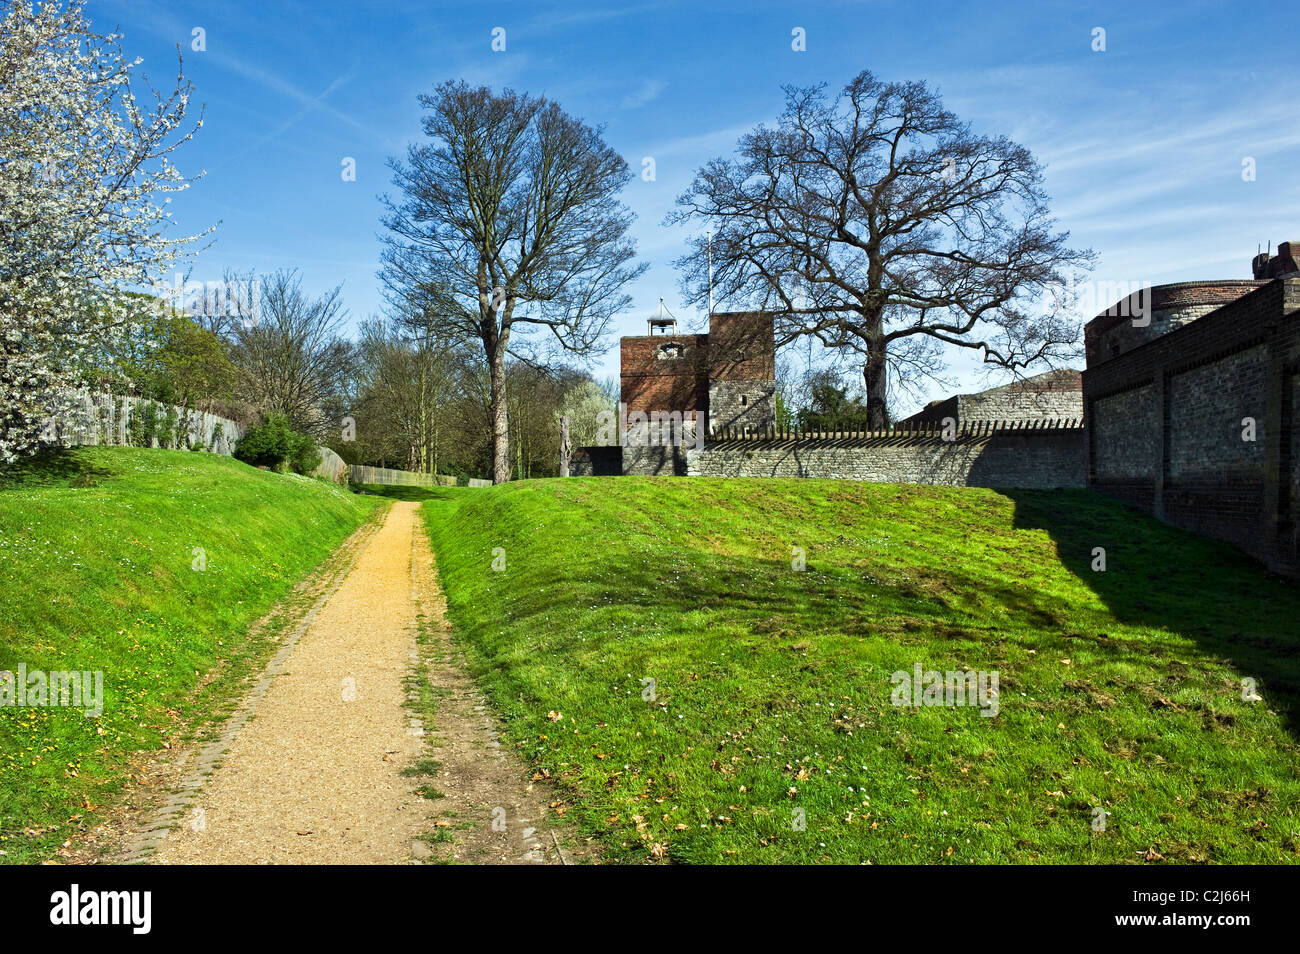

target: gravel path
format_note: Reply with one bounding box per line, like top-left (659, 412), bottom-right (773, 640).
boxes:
top-left (155, 502), bottom-right (429, 864)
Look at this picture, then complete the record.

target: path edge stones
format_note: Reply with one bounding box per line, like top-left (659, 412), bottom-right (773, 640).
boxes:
top-left (116, 505), bottom-right (390, 864)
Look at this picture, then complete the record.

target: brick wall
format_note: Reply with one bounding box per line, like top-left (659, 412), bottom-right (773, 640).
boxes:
top-left (620, 312), bottom-right (777, 437)
top-left (686, 427), bottom-right (1085, 488)
top-left (1091, 384), bottom-right (1158, 481)
top-left (620, 334), bottom-right (708, 419)
top-left (1084, 281), bottom-right (1264, 367)
top-left (706, 312), bottom-right (776, 381)
top-left (1082, 276), bottom-right (1300, 575)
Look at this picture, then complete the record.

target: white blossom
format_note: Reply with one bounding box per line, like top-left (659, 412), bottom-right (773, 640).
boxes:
top-left (0, 0), bottom-right (208, 463)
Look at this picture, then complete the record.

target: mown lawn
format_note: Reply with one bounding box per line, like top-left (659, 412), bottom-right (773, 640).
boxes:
top-left (423, 477), bottom-right (1300, 864)
top-left (0, 447), bottom-right (383, 863)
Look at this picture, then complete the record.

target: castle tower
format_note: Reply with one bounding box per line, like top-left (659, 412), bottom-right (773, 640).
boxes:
top-left (616, 308), bottom-right (777, 473)
top-left (704, 312), bottom-right (776, 435)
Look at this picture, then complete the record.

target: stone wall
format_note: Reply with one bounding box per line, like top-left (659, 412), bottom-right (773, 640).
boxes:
top-left (707, 380), bottom-right (776, 435)
top-left (623, 445), bottom-right (686, 476)
top-left (41, 390), bottom-right (244, 454)
top-left (903, 369), bottom-right (1082, 426)
top-left (571, 445), bottom-right (623, 476)
top-left (1082, 276), bottom-right (1300, 575)
top-left (686, 426), bottom-right (1086, 488)
top-left (571, 441), bottom-right (694, 476)
top-left (1167, 345), bottom-right (1268, 478)
top-left (312, 446), bottom-right (348, 483)
top-left (958, 370), bottom-right (1082, 422)
top-left (1292, 374), bottom-right (1300, 533)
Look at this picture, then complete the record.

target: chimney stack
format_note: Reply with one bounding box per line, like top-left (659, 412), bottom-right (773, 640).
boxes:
top-left (1252, 240), bottom-right (1300, 280)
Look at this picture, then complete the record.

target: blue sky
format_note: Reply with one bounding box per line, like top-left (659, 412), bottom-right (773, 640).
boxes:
top-left (90, 0), bottom-right (1300, 415)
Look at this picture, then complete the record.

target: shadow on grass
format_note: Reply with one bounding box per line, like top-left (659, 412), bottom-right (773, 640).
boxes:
top-left (0, 447), bottom-right (113, 489)
top-left (352, 482), bottom-right (469, 502)
top-left (475, 533), bottom-right (1137, 680)
top-left (1004, 487), bottom-right (1300, 739)
top-left (452, 483), bottom-right (1300, 742)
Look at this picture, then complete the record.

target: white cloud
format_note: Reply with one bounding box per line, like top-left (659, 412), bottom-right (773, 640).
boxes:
top-left (209, 52), bottom-right (381, 141)
top-left (620, 79), bottom-right (666, 110)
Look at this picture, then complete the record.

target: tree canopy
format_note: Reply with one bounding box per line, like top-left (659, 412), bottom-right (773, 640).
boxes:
top-left (380, 81), bottom-right (646, 482)
top-left (669, 70), bottom-right (1093, 428)
top-left (0, 0), bottom-right (204, 463)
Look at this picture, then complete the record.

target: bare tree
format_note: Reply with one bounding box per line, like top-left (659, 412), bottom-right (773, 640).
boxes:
top-left (349, 314), bottom-right (465, 474)
top-left (380, 81), bottom-right (646, 483)
top-left (668, 70), bottom-right (1094, 428)
top-left (226, 269), bottom-right (352, 439)
top-left (386, 300), bottom-right (471, 474)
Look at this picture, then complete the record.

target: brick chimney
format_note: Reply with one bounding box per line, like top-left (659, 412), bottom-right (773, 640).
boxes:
top-left (1252, 241), bottom-right (1300, 280)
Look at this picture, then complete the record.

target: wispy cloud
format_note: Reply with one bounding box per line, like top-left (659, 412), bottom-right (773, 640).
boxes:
top-left (646, 121), bottom-right (757, 160)
top-left (1042, 99), bottom-right (1300, 175)
top-left (523, 2), bottom-right (681, 32)
top-left (207, 68), bottom-right (361, 171)
top-left (620, 79), bottom-right (666, 110)
top-left (456, 52), bottom-right (537, 90)
top-left (208, 51), bottom-right (382, 140)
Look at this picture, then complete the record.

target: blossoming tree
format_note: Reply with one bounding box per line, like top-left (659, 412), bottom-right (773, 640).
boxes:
top-left (0, 0), bottom-right (205, 463)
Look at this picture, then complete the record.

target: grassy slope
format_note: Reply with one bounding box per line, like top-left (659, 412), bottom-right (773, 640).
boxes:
top-left (0, 448), bottom-right (382, 863)
top-left (425, 477), bottom-right (1300, 865)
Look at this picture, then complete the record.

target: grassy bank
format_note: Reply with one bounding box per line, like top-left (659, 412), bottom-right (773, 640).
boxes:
top-left (0, 448), bottom-right (383, 863)
top-left (424, 477), bottom-right (1300, 864)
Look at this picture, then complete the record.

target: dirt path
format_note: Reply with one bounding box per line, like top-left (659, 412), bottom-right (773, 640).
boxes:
top-left (411, 546), bottom-right (594, 865)
top-left (129, 500), bottom-right (581, 865)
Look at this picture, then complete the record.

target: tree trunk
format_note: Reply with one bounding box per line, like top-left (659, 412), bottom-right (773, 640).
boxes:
top-left (559, 415), bottom-right (570, 478)
top-left (863, 329), bottom-right (889, 431)
top-left (418, 356), bottom-right (428, 473)
top-left (488, 337), bottom-right (510, 484)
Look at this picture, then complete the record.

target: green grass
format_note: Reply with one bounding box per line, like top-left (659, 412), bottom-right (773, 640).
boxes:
top-left (0, 447), bottom-right (383, 863)
top-left (423, 477), bottom-right (1300, 865)
top-left (353, 483), bottom-right (472, 503)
